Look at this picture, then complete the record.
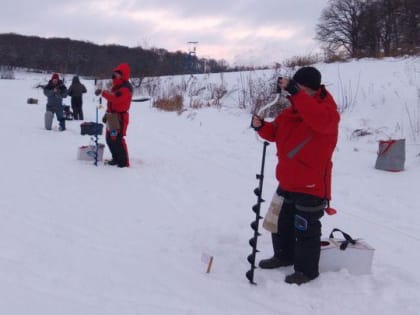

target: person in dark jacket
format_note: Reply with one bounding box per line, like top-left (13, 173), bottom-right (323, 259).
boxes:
top-left (95, 63), bottom-right (132, 168)
top-left (43, 73), bottom-right (68, 131)
top-left (68, 76), bottom-right (87, 120)
top-left (251, 67), bottom-right (340, 285)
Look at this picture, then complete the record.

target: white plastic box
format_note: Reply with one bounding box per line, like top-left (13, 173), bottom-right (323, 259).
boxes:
top-left (319, 237), bottom-right (375, 275)
top-left (77, 144), bottom-right (105, 162)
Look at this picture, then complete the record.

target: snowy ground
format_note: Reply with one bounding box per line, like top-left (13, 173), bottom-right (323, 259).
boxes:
top-left (0, 57), bottom-right (420, 314)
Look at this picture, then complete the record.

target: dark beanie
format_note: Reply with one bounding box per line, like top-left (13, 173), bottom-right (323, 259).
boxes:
top-left (292, 67), bottom-right (321, 91)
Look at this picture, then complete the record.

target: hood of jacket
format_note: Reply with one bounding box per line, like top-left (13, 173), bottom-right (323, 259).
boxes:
top-left (113, 63), bottom-right (130, 81)
top-left (72, 76), bottom-right (80, 84)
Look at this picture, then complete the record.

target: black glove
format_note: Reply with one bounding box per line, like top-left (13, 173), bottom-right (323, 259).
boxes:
top-left (94, 88), bottom-right (102, 96)
top-left (285, 79), bottom-right (300, 95)
top-left (102, 113), bottom-right (107, 124)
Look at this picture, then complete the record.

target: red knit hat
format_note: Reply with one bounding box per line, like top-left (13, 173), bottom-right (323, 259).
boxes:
top-left (51, 73), bottom-right (59, 80)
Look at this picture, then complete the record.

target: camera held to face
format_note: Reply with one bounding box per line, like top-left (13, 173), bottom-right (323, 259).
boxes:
top-left (276, 77), bottom-right (283, 93)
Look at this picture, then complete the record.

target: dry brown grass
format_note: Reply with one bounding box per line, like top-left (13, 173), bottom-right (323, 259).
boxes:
top-left (283, 54), bottom-right (320, 68)
top-left (324, 52), bottom-right (350, 64)
top-left (190, 99), bottom-right (207, 109)
top-left (153, 95), bottom-right (184, 112)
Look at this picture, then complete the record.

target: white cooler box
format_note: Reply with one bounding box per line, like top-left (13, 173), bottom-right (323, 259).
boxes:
top-left (320, 228), bottom-right (375, 275)
top-left (77, 144), bottom-right (105, 161)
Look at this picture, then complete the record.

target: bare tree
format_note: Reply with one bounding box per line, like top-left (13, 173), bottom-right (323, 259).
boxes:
top-left (358, 1), bottom-right (382, 57)
top-left (396, 0), bottom-right (420, 54)
top-left (377, 0), bottom-right (403, 56)
top-left (317, 0), bottom-right (419, 59)
top-left (316, 0), bottom-right (367, 58)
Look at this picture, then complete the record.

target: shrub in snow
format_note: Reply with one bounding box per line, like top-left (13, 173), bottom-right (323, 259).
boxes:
top-left (283, 54), bottom-right (321, 69)
top-left (153, 95), bottom-right (184, 113)
top-left (0, 66), bottom-right (15, 79)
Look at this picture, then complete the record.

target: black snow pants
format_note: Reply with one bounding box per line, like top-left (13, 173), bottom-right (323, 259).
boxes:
top-left (71, 96), bottom-right (84, 120)
top-left (271, 188), bottom-right (325, 279)
top-left (106, 130), bottom-right (129, 167)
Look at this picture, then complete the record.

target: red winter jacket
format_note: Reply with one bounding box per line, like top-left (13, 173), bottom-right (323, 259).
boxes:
top-left (101, 63), bottom-right (133, 136)
top-left (258, 86), bottom-right (340, 199)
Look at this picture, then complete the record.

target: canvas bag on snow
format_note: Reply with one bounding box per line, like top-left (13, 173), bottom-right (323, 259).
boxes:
top-left (27, 98), bottom-right (38, 104)
top-left (80, 122), bottom-right (104, 136)
top-left (375, 139), bottom-right (405, 172)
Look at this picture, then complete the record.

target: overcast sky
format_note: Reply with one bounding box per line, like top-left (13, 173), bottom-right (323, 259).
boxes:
top-left (0, 0), bottom-right (330, 66)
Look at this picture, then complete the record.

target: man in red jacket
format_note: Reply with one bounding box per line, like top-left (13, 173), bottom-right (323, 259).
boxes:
top-left (252, 67), bottom-right (340, 285)
top-left (96, 63), bottom-right (133, 167)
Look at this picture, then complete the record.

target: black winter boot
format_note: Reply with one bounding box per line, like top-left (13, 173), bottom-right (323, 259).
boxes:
top-left (285, 271), bottom-right (316, 285)
top-left (107, 159), bottom-right (118, 166)
top-left (59, 119), bottom-right (66, 131)
top-left (258, 256), bottom-right (293, 269)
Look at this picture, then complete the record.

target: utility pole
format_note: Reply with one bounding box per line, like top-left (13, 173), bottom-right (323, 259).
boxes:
top-left (186, 41), bottom-right (199, 74)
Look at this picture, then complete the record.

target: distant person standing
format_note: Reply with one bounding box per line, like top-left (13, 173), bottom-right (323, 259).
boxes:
top-left (95, 63), bottom-right (133, 168)
top-left (43, 73), bottom-right (67, 131)
top-left (67, 76), bottom-right (87, 120)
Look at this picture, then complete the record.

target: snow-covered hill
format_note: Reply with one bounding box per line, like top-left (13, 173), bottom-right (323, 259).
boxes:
top-left (0, 57), bottom-right (419, 314)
